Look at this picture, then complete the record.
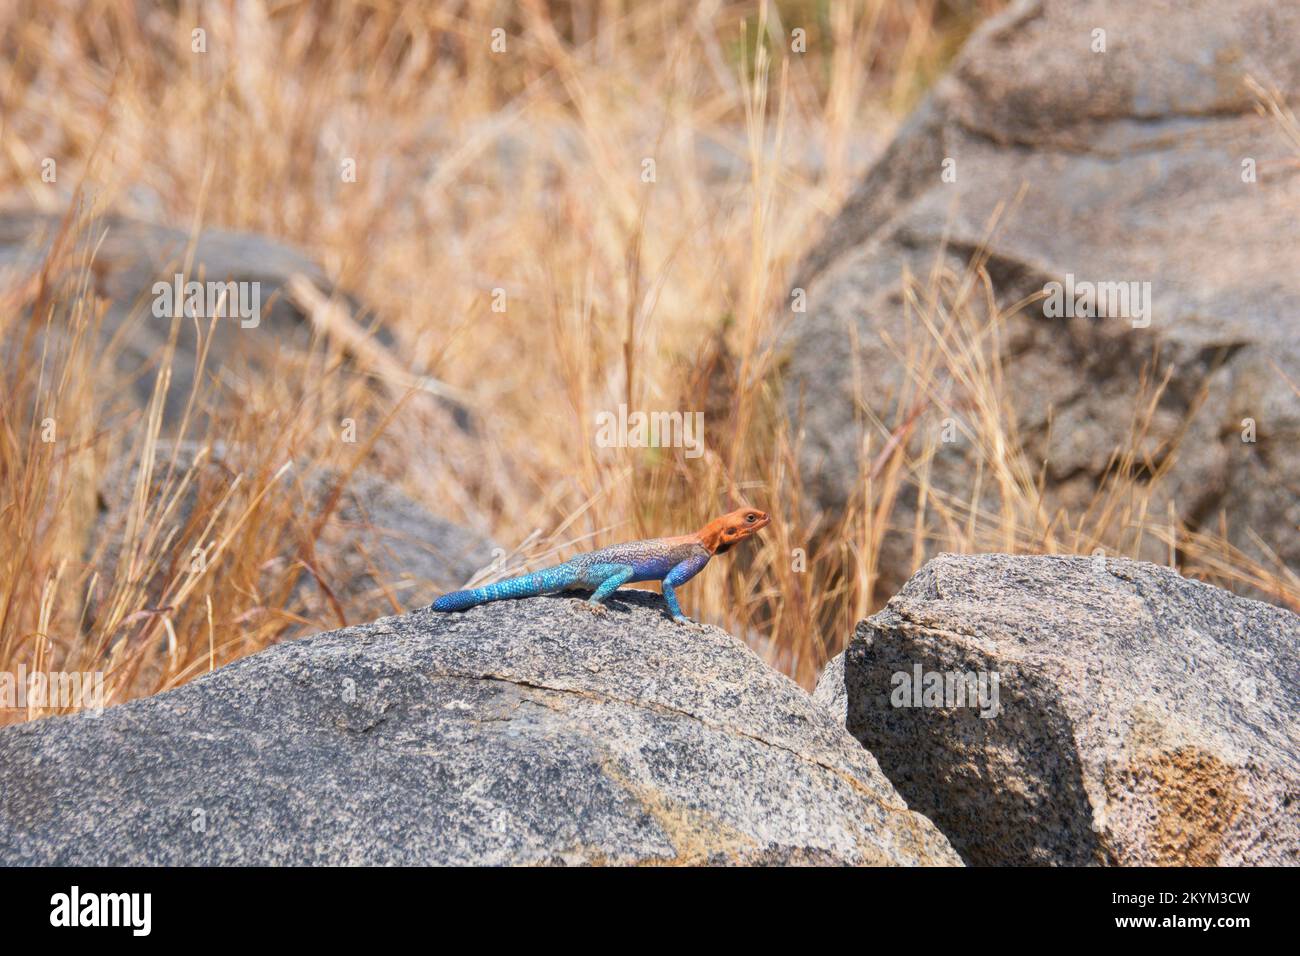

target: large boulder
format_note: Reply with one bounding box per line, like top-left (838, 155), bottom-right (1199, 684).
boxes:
top-left (817, 553), bottom-right (1300, 865)
top-left (0, 591), bottom-right (959, 865)
top-left (0, 211), bottom-right (475, 438)
top-left (785, 0), bottom-right (1300, 594)
top-left (0, 212), bottom-right (341, 422)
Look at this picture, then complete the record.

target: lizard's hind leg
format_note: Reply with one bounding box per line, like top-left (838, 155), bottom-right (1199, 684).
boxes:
top-left (579, 563), bottom-right (636, 612)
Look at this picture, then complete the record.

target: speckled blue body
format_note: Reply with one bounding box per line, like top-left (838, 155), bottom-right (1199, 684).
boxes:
top-left (431, 536), bottom-right (712, 621)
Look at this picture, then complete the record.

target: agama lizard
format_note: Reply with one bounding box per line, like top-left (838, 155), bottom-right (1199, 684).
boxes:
top-left (430, 507), bottom-right (770, 623)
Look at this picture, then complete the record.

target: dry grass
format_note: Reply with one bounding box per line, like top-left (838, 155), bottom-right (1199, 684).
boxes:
top-left (0, 0), bottom-right (1292, 723)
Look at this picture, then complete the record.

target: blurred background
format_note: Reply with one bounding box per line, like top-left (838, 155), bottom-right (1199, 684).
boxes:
top-left (1, 0), bottom-right (1294, 720)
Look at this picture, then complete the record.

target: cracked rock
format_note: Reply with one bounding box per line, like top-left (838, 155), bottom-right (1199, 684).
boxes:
top-left (0, 591), bottom-right (959, 865)
top-left (816, 553), bottom-right (1300, 865)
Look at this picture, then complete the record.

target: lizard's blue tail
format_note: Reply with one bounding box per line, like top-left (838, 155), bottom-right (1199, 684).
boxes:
top-left (431, 565), bottom-right (579, 612)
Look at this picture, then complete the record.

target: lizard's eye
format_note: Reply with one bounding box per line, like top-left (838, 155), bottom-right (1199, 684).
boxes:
top-left (745, 513), bottom-right (756, 523)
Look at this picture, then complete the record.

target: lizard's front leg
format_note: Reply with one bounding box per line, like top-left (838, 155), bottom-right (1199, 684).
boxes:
top-left (661, 580), bottom-right (688, 623)
top-left (663, 553), bottom-right (711, 624)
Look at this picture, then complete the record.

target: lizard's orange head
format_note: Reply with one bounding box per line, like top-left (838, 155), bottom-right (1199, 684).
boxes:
top-left (699, 507), bottom-right (770, 554)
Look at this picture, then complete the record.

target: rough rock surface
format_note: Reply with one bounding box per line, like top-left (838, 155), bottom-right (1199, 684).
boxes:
top-left (816, 553), bottom-right (1300, 865)
top-left (0, 591), bottom-right (959, 865)
top-left (784, 0), bottom-right (1300, 594)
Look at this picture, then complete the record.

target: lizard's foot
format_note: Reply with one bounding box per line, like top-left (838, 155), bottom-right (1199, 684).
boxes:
top-left (672, 614), bottom-right (699, 627)
top-left (581, 600), bottom-right (610, 616)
